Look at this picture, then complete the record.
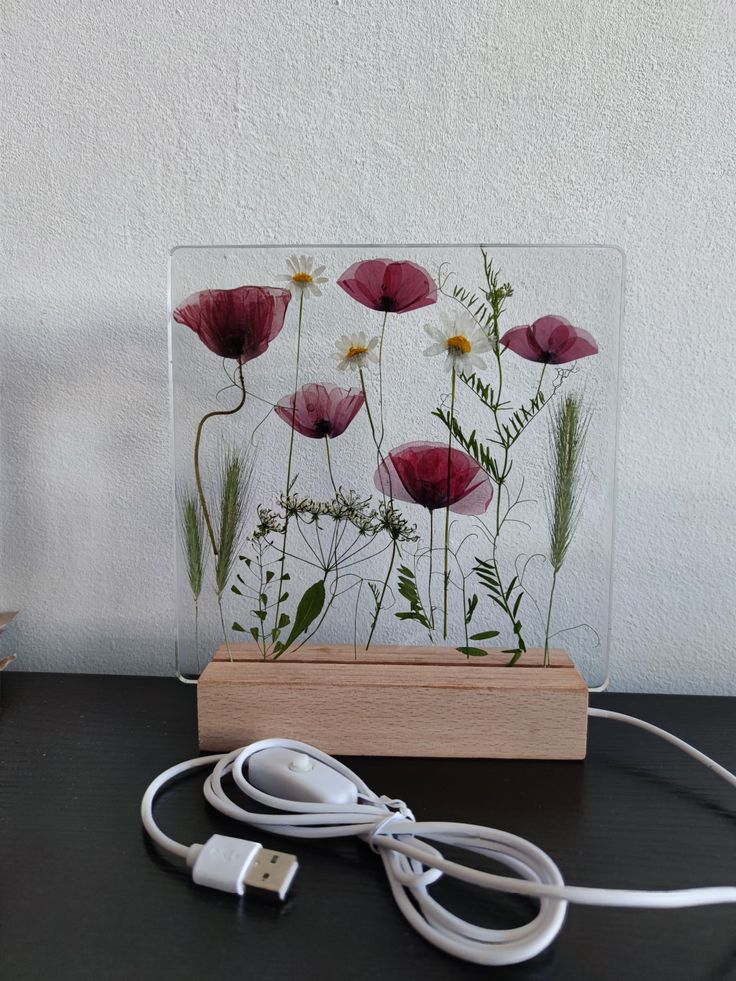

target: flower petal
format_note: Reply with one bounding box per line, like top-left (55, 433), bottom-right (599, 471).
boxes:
top-left (374, 441), bottom-right (492, 513)
top-left (499, 324), bottom-right (545, 362)
top-left (276, 383), bottom-right (364, 439)
top-left (549, 326), bottom-right (599, 363)
top-left (423, 342), bottom-right (446, 357)
top-left (337, 258), bottom-right (437, 313)
top-left (173, 286), bottom-right (291, 363)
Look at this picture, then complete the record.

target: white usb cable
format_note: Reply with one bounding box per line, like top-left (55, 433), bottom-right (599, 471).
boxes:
top-left (141, 708), bottom-right (736, 966)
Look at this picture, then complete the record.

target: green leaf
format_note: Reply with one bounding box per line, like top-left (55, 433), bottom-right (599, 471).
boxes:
top-left (431, 408), bottom-right (499, 475)
top-left (396, 567), bottom-right (431, 629)
top-left (254, 610), bottom-right (267, 621)
top-left (469, 630), bottom-right (500, 641)
top-left (260, 593), bottom-right (268, 605)
top-left (504, 647), bottom-right (524, 666)
top-left (512, 592), bottom-right (524, 619)
top-left (277, 613), bottom-right (290, 629)
top-left (231, 585), bottom-right (242, 595)
top-left (232, 621), bottom-right (245, 632)
top-left (265, 570), bottom-right (275, 583)
top-left (279, 592), bottom-right (289, 603)
top-left (249, 627), bottom-right (259, 641)
top-left (465, 593), bottom-right (478, 625)
top-left (457, 646), bottom-right (490, 657)
top-left (281, 573), bottom-right (291, 581)
top-left (277, 580), bottom-right (326, 653)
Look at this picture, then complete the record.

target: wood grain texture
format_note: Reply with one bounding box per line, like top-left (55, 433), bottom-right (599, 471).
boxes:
top-left (198, 645), bottom-right (589, 758)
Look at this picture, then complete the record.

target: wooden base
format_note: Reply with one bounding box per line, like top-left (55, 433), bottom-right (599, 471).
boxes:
top-left (197, 645), bottom-right (589, 759)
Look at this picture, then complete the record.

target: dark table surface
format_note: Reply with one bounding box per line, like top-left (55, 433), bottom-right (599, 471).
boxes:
top-left (2, 674), bottom-right (736, 981)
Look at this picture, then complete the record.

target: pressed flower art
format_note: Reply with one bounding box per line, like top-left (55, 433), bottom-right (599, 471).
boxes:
top-left (170, 245), bottom-right (621, 685)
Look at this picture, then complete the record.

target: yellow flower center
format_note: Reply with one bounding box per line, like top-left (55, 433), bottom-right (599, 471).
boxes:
top-left (346, 345), bottom-right (369, 359)
top-left (292, 271), bottom-right (313, 284)
top-left (447, 334), bottom-right (472, 355)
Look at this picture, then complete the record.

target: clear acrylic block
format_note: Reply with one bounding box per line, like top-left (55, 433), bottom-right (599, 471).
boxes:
top-left (169, 244), bottom-right (623, 689)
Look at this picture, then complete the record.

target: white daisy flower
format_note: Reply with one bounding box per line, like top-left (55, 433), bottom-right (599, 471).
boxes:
top-left (423, 309), bottom-right (492, 373)
top-left (277, 254), bottom-right (328, 297)
top-left (333, 331), bottom-right (380, 372)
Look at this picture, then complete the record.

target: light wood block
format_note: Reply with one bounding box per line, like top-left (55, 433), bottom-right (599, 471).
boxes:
top-left (197, 645), bottom-right (589, 759)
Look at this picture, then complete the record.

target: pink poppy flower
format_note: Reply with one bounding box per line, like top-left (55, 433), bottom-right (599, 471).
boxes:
top-left (374, 441), bottom-right (492, 514)
top-left (173, 285), bottom-right (291, 363)
top-left (275, 383), bottom-right (365, 439)
top-left (500, 315), bottom-right (598, 364)
top-left (337, 258), bottom-right (437, 314)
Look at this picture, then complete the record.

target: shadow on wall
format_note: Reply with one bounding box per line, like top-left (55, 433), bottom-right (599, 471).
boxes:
top-left (0, 293), bottom-right (175, 674)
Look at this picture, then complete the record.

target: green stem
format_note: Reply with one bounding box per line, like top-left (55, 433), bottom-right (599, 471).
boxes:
top-left (376, 311), bottom-right (389, 453)
top-left (495, 447), bottom-right (508, 535)
top-left (194, 602), bottom-right (201, 674)
top-left (489, 308), bottom-right (524, 660)
top-left (535, 362), bottom-right (548, 400)
top-left (324, 438), bottom-right (338, 494)
top-left (272, 291), bottom-right (304, 649)
top-left (442, 368), bottom-right (456, 639)
top-left (257, 545), bottom-right (268, 660)
top-left (462, 578), bottom-right (469, 648)
top-left (193, 361), bottom-right (246, 556)
top-left (217, 594), bottom-right (231, 662)
top-left (427, 510), bottom-right (435, 631)
top-left (278, 515), bottom-right (344, 659)
top-left (359, 366), bottom-right (379, 447)
top-left (360, 365), bottom-right (394, 501)
top-left (491, 336), bottom-right (508, 538)
top-left (543, 569), bottom-right (558, 667)
top-left (365, 538), bottom-right (397, 650)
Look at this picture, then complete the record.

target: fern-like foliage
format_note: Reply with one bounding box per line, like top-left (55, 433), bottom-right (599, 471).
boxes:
top-left (497, 391), bottom-right (547, 449)
top-left (367, 581), bottom-right (382, 637)
top-left (434, 381), bottom-right (547, 486)
top-left (431, 407), bottom-right (501, 478)
top-left (446, 283), bottom-right (496, 336)
top-left (395, 565), bottom-right (432, 630)
top-left (474, 557), bottom-right (527, 665)
top-left (458, 371), bottom-right (500, 411)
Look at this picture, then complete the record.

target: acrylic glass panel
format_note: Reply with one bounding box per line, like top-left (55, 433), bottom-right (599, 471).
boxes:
top-left (169, 245), bottom-right (623, 689)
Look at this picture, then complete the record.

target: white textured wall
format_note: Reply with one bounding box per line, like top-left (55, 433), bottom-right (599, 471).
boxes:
top-left (2, 0), bottom-right (735, 692)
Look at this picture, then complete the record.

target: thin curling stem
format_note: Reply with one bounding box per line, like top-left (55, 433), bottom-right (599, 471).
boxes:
top-left (193, 361), bottom-right (246, 556)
